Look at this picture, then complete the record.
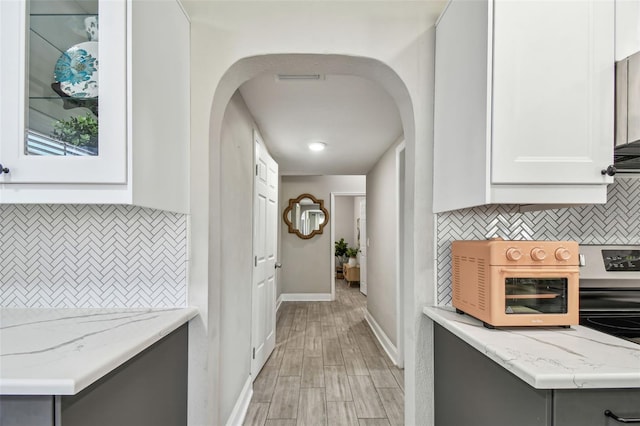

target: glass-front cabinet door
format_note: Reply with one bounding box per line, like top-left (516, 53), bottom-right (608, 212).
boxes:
top-left (0, 0), bottom-right (126, 183)
top-left (29, 1), bottom-right (100, 156)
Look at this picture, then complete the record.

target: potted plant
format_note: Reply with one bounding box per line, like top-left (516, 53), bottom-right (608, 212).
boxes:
top-left (346, 246), bottom-right (360, 266)
top-left (334, 238), bottom-right (348, 266)
top-left (334, 238), bottom-right (348, 278)
top-left (52, 113), bottom-right (98, 153)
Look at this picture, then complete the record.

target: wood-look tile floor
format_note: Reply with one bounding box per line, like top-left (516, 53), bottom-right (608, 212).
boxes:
top-left (244, 279), bottom-right (404, 426)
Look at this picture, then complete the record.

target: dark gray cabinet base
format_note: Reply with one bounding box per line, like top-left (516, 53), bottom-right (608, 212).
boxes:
top-left (0, 396), bottom-right (54, 426)
top-left (434, 324), bottom-right (640, 426)
top-left (1, 324), bottom-right (188, 426)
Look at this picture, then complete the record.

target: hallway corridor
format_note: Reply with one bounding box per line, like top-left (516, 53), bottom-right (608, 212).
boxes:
top-left (243, 279), bottom-right (404, 426)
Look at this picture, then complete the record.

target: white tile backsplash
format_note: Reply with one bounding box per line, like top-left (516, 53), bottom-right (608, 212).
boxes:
top-left (0, 204), bottom-right (187, 308)
top-left (436, 178), bottom-right (640, 304)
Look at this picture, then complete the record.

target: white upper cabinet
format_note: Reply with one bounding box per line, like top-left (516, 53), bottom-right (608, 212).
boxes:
top-left (0, 0), bottom-right (126, 184)
top-left (0, 0), bottom-right (189, 213)
top-left (433, 0), bottom-right (615, 213)
top-left (491, 1), bottom-right (614, 185)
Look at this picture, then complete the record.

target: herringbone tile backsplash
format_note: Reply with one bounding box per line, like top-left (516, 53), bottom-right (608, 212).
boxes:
top-left (0, 205), bottom-right (187, 308)
top-left (436, 178), bottom-right (640, 305)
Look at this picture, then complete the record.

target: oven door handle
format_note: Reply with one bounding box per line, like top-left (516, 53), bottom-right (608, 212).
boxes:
top-left (498, 268), bottom-right (577, 275)
top-left (604, 410), bottom-right (640, 423)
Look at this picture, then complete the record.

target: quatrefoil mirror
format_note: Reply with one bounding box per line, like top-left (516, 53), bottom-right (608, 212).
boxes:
top-left (283, 193), bottom-right (329, 239)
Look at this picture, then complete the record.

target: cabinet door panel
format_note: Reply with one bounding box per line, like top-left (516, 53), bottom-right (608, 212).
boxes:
top-left (491, 0), bottom-right (614, 185)
top-left (0, 0), bottom-right (126, 184)
top-left (434, 324), bottom-right (551, 426)
top-left (433, 0), bottom-right (492, 212)
top-left (554, 389), bottom-right (640, 426)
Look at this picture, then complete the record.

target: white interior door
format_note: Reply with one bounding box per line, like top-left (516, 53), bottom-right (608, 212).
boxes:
top-left (251, 133), bottom-right (278, 379)
top-left (359, 198), bottom-right (367, 295)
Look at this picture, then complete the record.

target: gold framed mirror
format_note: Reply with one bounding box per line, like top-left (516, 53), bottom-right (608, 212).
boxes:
top-left (283, 193), bottom-right (329, 239)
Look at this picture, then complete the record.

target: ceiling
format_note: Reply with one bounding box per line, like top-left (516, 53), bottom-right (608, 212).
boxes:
top-left (239, 74), bottom-right (403, 176)
top-left (182, 0), bottom-right (449, 176)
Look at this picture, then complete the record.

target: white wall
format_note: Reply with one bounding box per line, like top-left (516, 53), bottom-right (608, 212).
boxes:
top-left (334, 196), bottom-right (356, 248)
top-left (183, 2), bottom-right (439, 424)
top-left (219, 91), bottom-right (257, 423)
top-left (616, 0), bottom-right (640, 60)
top-left (366, 137), bottom-right (404, 346)
top-left (280, 175), bottom-right (365, 295)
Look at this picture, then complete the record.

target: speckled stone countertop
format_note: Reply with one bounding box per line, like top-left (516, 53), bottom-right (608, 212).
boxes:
top-left (0, 307), bottom-right (198, 395)
top-left (424, 306), bottom-right (640, 389)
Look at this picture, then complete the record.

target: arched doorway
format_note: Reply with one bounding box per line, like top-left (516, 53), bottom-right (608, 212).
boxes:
top-left (210, 54), bottom-right (415, 425)
top-left (189, 42), bottom-right (437, 424)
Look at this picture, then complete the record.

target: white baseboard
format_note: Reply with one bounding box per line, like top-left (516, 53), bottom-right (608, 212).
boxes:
top-left (279, 293), bottom-right (332, 302)
top-left (225, 375), bottom-right (253, 426)
top-left (365, 310), bottom-right (398, 366)
top-left (276, 294), bottom-right (284, 313)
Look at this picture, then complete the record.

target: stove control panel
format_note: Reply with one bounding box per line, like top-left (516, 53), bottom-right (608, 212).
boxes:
top-left (579, 245), bottom-right (640, 288)
top-left (602, 250), bottom-right (640, 271)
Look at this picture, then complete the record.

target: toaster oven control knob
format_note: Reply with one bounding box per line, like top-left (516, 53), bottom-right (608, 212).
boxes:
top-left (505, 248), bottom-right (522, 261)
top-left (530, 247), bottom-right (547, 261)
top-left (555, 248), bottom-right (572, 261)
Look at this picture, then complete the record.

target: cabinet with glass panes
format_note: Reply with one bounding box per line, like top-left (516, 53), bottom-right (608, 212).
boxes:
top-left (1, 0), bottom-right (126, 185)
top-left (29, 4), bottom-right (100, 157)
top-left (0, 0), bottom-right (189, 214)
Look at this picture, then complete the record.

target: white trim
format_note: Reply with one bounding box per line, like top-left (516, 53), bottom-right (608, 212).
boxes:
top-left (395, 141), bottom-right (406, 368)
top-left (433, 204), bottom-right (440, 306)
top-left (276, 294), bottom-right (283, 313)
top-left (330, 191), bottom-right (366, 301)
top-left (365, 310), bottom-right (398, 366)
top-left (330, 193), bottom-right (336, 301)
top-left (280, 293), bottom-right (332, 302)
top-left (225, 376), bottom-right (253, 426)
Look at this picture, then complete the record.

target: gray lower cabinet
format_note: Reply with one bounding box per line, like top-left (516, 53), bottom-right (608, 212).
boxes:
top-left (434, 324), bottom-right (640, 426)
top-left (0, 396), bottom-right (55, 426)
top-left (553, 389), bottom-right (640, 426)
top-left (1, 324), bottom-right (188, 426)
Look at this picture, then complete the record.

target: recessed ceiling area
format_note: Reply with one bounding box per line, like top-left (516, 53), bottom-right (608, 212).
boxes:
top-left (238, 73), bottom-right (403, 175)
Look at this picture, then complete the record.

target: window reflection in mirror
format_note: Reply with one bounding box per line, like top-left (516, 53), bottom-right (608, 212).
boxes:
top-left (283, 194), bottom-right (329, 239)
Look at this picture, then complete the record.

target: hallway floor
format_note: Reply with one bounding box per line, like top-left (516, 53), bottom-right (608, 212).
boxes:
top-left (243, 279), bottom-right (404, 426)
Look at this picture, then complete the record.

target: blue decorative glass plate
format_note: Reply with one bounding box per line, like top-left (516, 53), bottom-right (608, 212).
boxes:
top-left (54, 41), bottom-right (99, 99)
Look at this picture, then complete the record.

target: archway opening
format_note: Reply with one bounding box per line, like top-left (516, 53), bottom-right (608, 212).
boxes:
top-left (208, 53), bottom-right (418, 425)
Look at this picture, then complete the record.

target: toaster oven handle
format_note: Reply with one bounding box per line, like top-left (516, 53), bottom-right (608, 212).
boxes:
top-left (604, 410), bottom-right (640, 423)
top-left (498, 268), bottom-right (577, 274)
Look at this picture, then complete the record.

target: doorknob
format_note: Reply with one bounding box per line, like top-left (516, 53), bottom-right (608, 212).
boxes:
top-left (0, 164), bottom-right (9, 174)
top-left (601, 165), bottom-right (616, 176)
top-left (275, 263), bottom-right (282, 269)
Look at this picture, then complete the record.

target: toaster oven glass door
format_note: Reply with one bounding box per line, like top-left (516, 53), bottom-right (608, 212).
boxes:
top-left (504, 277), bottom-right (568, 315)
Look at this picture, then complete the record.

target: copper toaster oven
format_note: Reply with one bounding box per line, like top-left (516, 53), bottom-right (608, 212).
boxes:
top-left (451, 239), bottom-right (579, 328)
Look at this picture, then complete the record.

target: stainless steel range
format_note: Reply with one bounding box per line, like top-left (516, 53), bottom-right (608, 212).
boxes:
top-left (579, 245), bottom-right (640, 345)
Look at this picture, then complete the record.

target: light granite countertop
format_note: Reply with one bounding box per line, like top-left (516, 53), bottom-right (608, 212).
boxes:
top-left (424, 306), bottom-right (640, 389)
top-left (0, 307), bottom-right (198, 395)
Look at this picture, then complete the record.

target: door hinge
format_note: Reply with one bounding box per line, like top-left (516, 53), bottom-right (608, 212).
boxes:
top-left (256, 165), bottom-right (258, 176)
top-left (255, 256), bottom-right (257, 267)
top-left (252, 347), bottom-right (256, 359)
